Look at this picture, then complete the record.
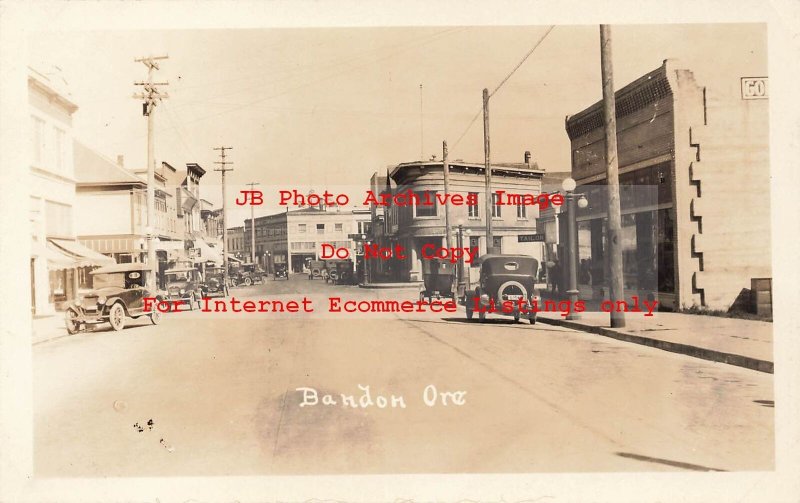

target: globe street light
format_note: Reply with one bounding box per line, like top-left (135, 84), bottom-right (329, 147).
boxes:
top-left (562, 177), bottom-right (587, 321)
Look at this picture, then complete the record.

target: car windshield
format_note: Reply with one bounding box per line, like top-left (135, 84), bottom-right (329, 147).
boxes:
top-left (92, 272), bottom-right (126, 289)
top-left (167, 273), bottom-right (188, 282)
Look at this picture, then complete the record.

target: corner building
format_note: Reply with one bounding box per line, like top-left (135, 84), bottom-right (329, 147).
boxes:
top-left (565, 59), bottom-right (770, 310)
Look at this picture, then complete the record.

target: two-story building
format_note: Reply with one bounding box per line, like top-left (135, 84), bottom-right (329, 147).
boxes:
top-left (377, 158), bottom-right (547, 281)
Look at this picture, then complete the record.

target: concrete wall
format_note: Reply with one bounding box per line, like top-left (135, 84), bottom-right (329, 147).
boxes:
top-left (670, 65), bottom-right (771, 309)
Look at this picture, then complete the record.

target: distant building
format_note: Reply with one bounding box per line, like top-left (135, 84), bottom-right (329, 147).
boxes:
top-left (557, 59), bottom-right (769, 310)
top-left (376, 158), bottom-right (546, 282)
top-left (244, 206), bottom-right (371, 273)
top-left (227, 226), bottom-right (245, 260)
top-left (29, 68), bottom-right (113, 315)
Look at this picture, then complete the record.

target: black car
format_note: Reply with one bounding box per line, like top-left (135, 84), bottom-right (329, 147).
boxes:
top-left (65, 264), bottom-right (164, 334)
top-left (201, 266), bottom-right (228, 298)
top-left (465, 254), bottom-right (540, 324)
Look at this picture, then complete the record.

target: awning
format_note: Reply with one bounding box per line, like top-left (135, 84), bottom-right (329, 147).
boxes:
top-left (194, 238), bottom-right (223, 265)
top-left (32, 239), bottom-right (77, 271)
top-left (226, 254), bottom-right (243, 264)
top-left (49, 239), bottom-right (116, 267)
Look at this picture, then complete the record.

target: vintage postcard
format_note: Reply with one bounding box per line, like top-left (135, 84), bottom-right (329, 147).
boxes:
top-left (1, 1), bottom-right (799, 502)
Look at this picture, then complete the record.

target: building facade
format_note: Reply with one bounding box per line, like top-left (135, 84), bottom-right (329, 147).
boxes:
top-left (377, 159), bottom-right (546, 282)
top-left (243, 207), bottom-right (371, 273)
top-left (29, 68), bottom-right (114, 315)
top-left (560, 59), bottom-right (770, 310)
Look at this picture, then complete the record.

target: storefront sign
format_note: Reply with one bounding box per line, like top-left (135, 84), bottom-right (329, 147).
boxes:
top-left (518, 234), bottom-right (545, 243)
top-left (741, 77), bottom-right (768, 100)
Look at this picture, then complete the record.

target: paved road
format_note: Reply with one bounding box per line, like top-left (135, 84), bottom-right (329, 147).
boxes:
top-left (33, 274), bottom-right (774, 476)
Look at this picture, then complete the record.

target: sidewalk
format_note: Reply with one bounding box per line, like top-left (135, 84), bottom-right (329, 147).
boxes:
top-left (359, 281), bottom-right (423, 289)
top-left (32, 314), bottom-right (72, 346)
top-left (537, 310), bottom-right (773, 373)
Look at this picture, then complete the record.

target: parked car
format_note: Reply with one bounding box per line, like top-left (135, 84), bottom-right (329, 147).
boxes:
top-left (201, 266), bottom-right (228, 298)
top-left (308, 260), bottom-right (326, 280)
top-left (230, 262), bottom-right (267, 286)
top-left (64, 263), bottom-right (164, 334)
top-left (164, 267), bottom-right (203, 310)
top-left (273, 263), bottom-right (288, 280)
top-left (465, 254), bottom-right (540, 324)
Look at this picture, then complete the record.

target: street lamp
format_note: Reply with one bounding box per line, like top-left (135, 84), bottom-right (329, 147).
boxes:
top-left (265, 251), bottom-right (271, 275)
top-left (452, 225), bottom-right (472, 300)
top-left (562, 177), bottom-right (588, 321)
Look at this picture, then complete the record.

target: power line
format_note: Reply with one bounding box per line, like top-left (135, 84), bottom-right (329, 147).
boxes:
top-left (489, 26), bottom-right (554, 98)
top-left (450, 26), bottom-right (555, 153)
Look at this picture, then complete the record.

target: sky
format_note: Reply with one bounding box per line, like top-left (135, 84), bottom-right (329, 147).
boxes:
top-left (28, 24), bottom-right (766, 227)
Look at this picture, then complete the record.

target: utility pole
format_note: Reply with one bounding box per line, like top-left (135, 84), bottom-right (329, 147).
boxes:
top-left (442, 140), bottom-right (452, 250)
top-left (419, 84), bottom-right (424, 161)
top-left (483, 88), bottom-right (493, 254)
top-left (214, 147), bottom-right (234, 290)
top-left (600, 25), bottom-right (626, 328)
top-left (246, 181), bottom-right (260, 265)
top-left (133, 55), bottom-right (169, 290)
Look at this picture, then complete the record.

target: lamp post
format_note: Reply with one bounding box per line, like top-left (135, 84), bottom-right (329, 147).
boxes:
top-left (363, 235), bottom-right (371, 285)
top-left (562, 178), bottom-right (588, 321)
top-left (452, 225), bottom-right (472, 300)
top-left (265, 251), bottom-right (271, 275)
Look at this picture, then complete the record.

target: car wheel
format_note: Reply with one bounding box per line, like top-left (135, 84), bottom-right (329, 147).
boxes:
top-left (150, 309), bottom-right (162, 325)
top-left (529, 312), bottom-right (537, 325)
top-left (479, 309), bottom-right (486, 322)
top-left (65, 308), bottom-right (80, 335)
top-left (108, 303), bottom-right (126, 331)
top-left (244, 277), bottom-right (252, 286)
top-left (514, 311), bottom-right (521, 322)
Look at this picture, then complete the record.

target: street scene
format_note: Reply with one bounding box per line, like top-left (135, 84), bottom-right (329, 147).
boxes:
top-left (25, 22), bottom-right (774, 477)
top-left (34, 274), bottom-right (774, 476)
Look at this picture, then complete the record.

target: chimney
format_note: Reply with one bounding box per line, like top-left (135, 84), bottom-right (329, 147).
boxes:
top-left (117, 155), bottom-right (124, 168)
top-left (524, 150), bottom-right (531, 165)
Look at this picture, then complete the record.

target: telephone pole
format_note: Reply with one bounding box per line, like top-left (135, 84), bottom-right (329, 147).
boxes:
top-left (133, 55), bottom-right (169, 290)
top-left (600, 25), bottom-right (626, 328)
top-left (483, 88), bottom-right (493, 253)
top-left (246, 181), bottom-right (260, 265)
top-left (419, 84), bottom-right (424, 161)
top-left (214, 147), bottom-right (234, 289)
top-left (443, 140), bottom-right (452, 250)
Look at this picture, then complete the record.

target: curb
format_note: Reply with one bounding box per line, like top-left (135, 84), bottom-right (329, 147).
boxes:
top-left (359, 282), bottom-right (423, 289)
top-left (538, 316), bottom-right (773, 374)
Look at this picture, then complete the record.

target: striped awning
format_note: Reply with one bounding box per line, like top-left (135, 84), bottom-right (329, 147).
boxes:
top-left (31, 239), bottom-right (76, 271)
top-left (49, 239), bottom-right (115, 268)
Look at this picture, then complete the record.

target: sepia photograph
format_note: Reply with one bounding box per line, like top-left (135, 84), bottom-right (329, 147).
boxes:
top-left (2, 1), bottom-right (799, 502)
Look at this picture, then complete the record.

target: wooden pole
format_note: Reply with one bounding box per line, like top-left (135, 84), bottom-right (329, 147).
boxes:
top-left (600, 25), bottom-right (626, 328)
top-left (483, 88), bottom-right (493, 254)
top-left (443, 140), bottom-right (452, 249)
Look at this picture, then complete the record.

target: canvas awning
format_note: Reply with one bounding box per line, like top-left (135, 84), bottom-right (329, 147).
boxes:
top-left (194, 238), bottom-right (223, 265)
top-left (32, 239), bottom-right (77, 271)
top-left (49, 239), bottom-right (115, 267)
top-left (226, 254), bottom-right (243, 264)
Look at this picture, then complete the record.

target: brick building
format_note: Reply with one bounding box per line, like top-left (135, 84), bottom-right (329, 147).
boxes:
top-left (559, 58), bottom-right (769, 310)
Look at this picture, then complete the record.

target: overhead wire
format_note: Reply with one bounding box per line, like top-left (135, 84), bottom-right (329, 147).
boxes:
top-left (450, 25), bottom-right (555, 153)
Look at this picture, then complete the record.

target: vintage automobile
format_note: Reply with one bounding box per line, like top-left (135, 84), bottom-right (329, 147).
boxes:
top-left (308, 260), bottom-right (326, 280)
top-left (465, 254), bottom-right (540, 324)
top-left (328, 259), bottom-right (355, 285)
top-left (230, 262), bottom-right (267, 286)
top-left (64, 263), bottom-right (164, 334)
top-left (273, 263), bottom-right (288, 280)
top-left (164, 267), bottom-right (203, 310)
top-left (201, 265), bottom-right (228, 298)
